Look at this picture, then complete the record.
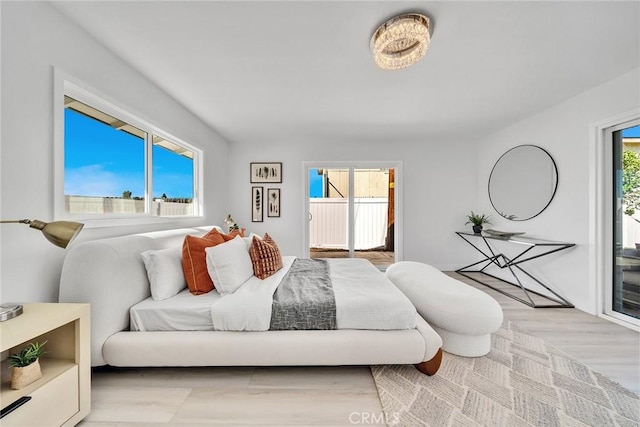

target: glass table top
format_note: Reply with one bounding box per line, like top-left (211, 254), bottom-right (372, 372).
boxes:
top-left (456, 231), bottom-right (574, 246)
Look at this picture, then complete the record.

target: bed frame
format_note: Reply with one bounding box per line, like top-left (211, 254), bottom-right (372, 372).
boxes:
top-left (58, 226), bottom-right (443, 374)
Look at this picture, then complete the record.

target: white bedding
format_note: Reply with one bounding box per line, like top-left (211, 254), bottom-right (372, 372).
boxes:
top-left (131, 257), bottom-right (417, 332)
top-left (211, 257), bottom-right (417, 332)
top-left (130, 288), bottom-right (221, 331)
top-left (211, 256), bottom-right (297, 331)
top-left (331, 258), bottom-right (417, 330)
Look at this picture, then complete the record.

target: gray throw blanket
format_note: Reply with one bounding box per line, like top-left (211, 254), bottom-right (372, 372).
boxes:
top-left (269, 259), bottom-right (337, 330)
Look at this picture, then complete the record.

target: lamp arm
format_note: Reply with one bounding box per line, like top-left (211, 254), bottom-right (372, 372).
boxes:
top-left (0, 219), bottom-right (31, 224)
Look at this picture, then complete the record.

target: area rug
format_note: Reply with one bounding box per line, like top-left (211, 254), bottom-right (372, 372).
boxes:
top-left (371, 321), bottom-right (639, 427)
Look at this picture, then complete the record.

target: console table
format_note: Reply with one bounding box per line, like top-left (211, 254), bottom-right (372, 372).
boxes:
top-left (455, 232), bottom-right (575, 308)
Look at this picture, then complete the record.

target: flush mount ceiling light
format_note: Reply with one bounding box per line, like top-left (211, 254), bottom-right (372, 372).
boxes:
top-left (370, 13), bottom-right (431, 70)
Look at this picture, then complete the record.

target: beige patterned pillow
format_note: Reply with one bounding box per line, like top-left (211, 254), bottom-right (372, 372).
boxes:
top-left (249, 233), bottom-right (283, 279)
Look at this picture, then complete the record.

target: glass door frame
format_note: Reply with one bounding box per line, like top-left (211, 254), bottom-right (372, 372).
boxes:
top-left (301, 161), bottom-right (403, 263)
top-left (597, 114), bottom-right (640, 330)
top-left (604, 118), bottom-right (640, 327)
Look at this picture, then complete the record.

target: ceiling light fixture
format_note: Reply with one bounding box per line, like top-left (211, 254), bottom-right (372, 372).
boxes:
top-left (370, 13), bottom-right (431, 70)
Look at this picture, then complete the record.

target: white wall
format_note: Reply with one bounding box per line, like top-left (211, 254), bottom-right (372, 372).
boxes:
top-left (0, 2), bottom-right (230, 303)
top-left (4, 2), bottom-right (633, 317)
top-left (227, 139), bottom-right (479, 270)
top-left (476, 68), bottom-right (640, 314)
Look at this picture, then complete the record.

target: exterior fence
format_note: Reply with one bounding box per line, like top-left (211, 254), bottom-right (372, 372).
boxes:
top-left (65, 196), bottom-right (193, 216)
top-left (309, 198), bottom-right (388, 250)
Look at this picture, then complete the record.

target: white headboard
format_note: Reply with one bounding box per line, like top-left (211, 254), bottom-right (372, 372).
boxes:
top-left (59, 226), bottom-right (217, 366)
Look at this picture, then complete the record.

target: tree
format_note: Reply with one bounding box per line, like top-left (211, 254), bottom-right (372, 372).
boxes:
top-left (622, 149), bottom-right (640, 222)
top-left (122, 190), bottom-right (132, 199)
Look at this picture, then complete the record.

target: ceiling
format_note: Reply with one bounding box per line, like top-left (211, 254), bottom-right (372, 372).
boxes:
top-left (51, 1), bottom-right (640, 145)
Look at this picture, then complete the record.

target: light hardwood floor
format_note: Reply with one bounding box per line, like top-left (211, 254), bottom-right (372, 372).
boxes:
top-left (310, 249), bottom-right (395, 269)
top-left (451, 271), bottom-right (640, 396)
top-left (79, 272), bottom-right (639, 426)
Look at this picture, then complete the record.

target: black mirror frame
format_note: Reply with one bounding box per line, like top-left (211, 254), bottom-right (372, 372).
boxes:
top-left (488, 144), bottom-right (558, 222)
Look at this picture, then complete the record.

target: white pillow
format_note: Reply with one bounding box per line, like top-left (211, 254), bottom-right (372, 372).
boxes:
top-left (141, 246), bottom-right (186, 301)
top-left (205, 236), bottom-right (254, 295)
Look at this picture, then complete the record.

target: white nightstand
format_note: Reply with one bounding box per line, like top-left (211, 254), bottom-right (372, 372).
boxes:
top-left (0, 303), bottom-right (90, 426)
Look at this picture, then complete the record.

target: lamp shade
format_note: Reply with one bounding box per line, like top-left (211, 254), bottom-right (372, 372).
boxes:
top-left (0, 219), bottom-right (84, 248)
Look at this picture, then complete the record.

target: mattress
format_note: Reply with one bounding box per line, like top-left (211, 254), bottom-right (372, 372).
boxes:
top-left (130, 288), bottom-right (221, 331)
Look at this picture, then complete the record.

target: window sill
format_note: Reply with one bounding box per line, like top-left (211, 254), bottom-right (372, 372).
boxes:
top-left (67, 215), bottom-right (206, 230)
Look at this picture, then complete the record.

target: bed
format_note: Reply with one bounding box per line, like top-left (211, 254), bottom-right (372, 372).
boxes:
top-left (58, 226), bottom-right (443, 374)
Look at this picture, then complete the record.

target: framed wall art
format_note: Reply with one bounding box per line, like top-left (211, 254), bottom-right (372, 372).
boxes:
top-left (250, 162), bottom-right (282, 183)
top-left (251, 186), bottom-right (263, 222)
top-left (267, 188), bottom-right (280, 218)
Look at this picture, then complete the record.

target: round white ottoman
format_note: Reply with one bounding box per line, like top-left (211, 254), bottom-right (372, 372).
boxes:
top-left (386, 261), bottom-right (503, 357)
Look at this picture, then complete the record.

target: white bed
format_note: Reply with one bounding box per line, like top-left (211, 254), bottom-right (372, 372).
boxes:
top-left (131, 256), bottom-right (417, 332)
top-left (59, 226), bottom-right (444, 375)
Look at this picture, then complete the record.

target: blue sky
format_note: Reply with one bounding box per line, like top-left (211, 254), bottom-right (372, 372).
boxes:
top-left (65, 109), bottom-right (193, 199)
top-left (309, 168), bottom-right (323, 198)
top-left (623, 125), bottom-right (640, 137)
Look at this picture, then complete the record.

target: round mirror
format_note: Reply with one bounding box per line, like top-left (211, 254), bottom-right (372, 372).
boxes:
top-left (488, 145), bottom-right (558, 221)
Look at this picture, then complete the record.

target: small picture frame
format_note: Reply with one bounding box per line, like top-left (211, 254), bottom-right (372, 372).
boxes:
top-left (251, 186), bottom-right (263, 222)
top-left (267, 188), bottom-right (280, 218)
top-left (250, 162), bottom-right (282, 183)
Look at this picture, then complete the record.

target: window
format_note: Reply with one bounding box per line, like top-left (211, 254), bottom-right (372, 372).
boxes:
top-left (58, 84), bottom-right (201, 223)
top-left (611, 122), bottom-right (640, 323)
top-left (594, 110), bottom-right (640, 330)
top-left (152, 135), bottom-right (195, 216)
top-left (64, 97), bottom-right (147, 215)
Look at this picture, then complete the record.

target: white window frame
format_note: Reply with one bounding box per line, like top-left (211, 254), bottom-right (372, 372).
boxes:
top-left (53, 70), bottom-right (204, 228)
top-left (590, 109), bottom-right (640, 331)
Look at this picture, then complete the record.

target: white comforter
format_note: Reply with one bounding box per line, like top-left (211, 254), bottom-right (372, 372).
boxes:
top-left (211, 257), bottom-right (417, 331)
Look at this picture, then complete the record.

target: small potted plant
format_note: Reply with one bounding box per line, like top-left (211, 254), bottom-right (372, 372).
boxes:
top-left (465, 211), bottom-right (491, 234)
top-left (223, 214), bottom-right (246, 237)
top-left (9, 341), bottom-right (48, 390)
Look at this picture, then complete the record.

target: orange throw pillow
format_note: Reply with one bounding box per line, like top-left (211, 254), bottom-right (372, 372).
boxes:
top-left (182, 233), bottom-right (225, 294)
top-left (249, 233), bottom-right (283, 279)
top-left (204, 228), bottom-right (237, 241)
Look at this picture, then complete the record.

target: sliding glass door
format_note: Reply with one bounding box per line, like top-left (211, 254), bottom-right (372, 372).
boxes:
top-left (611, 122), bottom-right (640, 323)
top-left (305, 163), bottom-right (399, 269)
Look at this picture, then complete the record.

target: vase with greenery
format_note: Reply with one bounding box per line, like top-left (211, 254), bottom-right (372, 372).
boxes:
top-left (9, 341), bottom-right (48, 390)
top-left (465, 211), bottom-right (491, 234)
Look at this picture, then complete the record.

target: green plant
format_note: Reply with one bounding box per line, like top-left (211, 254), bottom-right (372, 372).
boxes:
top-left (623, 149), bottom-right (640, 222)
top-left (8, 341), bottom-right (49, 367)
top-left (465, 211), bottom-right (492, 227)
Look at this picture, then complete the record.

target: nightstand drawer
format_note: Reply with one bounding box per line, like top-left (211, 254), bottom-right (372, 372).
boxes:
top-left (1, 365), bottom-right (79, 427)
